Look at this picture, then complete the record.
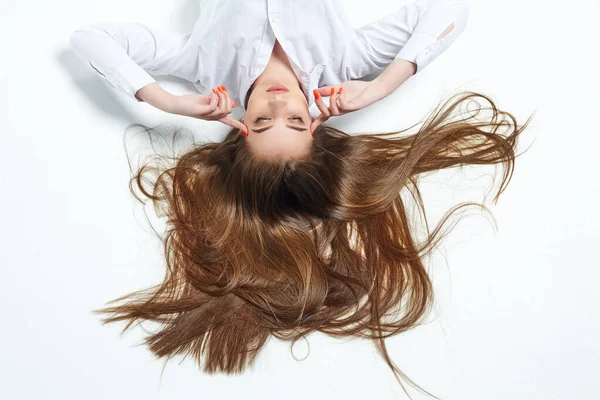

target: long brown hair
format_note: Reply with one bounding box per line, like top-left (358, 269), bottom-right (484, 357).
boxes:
top-left (95, 91), bottom-right (533, 398)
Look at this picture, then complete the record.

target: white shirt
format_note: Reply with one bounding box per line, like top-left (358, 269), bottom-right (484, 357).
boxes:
top-left (70, 0), bottom-right (470, 111)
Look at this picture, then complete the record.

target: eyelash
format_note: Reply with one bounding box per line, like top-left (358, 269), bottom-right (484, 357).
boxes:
top-left (255, 116), bottom-right (303, 122)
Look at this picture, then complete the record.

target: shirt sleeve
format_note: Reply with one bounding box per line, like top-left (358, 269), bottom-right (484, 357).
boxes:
top-left (355, 0), bottom-right (470, 73)
top-left (69, 22), bottom-right (192, 102)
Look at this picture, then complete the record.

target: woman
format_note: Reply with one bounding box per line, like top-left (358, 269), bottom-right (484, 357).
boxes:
top-left (70, 0), bottom-right (468, 159)
top-left (70, 0), bottom-right (530, 397)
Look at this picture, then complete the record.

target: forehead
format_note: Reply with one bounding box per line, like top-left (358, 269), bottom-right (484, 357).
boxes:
top-left (247, 127), bottom-right (312, 159)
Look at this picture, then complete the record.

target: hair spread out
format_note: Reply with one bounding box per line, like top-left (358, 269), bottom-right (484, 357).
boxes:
top-left (94, 91), bottom-right (533, 398)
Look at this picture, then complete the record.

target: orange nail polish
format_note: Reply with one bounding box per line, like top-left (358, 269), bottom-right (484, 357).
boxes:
top-left (222, 86), bottom-right (227, 92)
top-left (339, 87), bottom-right (343, 94)
top-left (330, 88), bottom-right (335, 95)
top-left (212, 88), bottom-right (217, 94)
top-left (313, 90), bottom-right (320, 99)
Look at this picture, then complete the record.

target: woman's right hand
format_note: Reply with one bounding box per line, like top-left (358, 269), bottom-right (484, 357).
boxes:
top-left (171, 86), bottom-right (248, 134)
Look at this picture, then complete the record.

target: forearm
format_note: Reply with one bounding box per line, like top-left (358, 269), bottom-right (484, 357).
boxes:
top-left (372, 59), bottom-right (417, 97)
top-left (135, 83), bottom-right (177, 113)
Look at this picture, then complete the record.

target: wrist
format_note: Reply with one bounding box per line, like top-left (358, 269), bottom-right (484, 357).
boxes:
top-left (136, 83), bottom-right (176, 113)
top-left (370, 77), bottom-right (391, 99)
top-left (373, 59), bottom-right (416, 94)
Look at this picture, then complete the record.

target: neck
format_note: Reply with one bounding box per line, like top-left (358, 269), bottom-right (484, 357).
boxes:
top-left (257, 41), bottom-right (298, 86)
top-left (246, 40), bottom-right (304, 108)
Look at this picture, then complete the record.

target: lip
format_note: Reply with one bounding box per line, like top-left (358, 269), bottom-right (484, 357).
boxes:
top-left (267, 85), bottom-right (289, 92)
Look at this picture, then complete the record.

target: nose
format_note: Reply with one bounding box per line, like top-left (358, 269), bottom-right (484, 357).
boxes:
top-left (269, 95), bottom-right (287, 105)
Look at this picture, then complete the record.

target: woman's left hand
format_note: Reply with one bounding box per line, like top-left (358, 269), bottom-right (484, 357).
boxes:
top-left (310, 79), bottom-right (388, 134)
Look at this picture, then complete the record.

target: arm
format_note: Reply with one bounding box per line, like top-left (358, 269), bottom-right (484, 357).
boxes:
top-left (69, 22), bottom-right (191, 107)
top-left (393, 0), bottom-right (470, 73)
top-left (134, 82), bottom-right (177, 112)
top-left (371, 59), bottom-right (417, 99)
top-left (311, 0), bottom-right (470, 131)
top-left (361, 0), bottom-right (471, 94)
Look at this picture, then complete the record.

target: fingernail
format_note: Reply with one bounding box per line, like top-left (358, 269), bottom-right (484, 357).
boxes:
top-left (242, 129), bottom-right (248, 136)
top-left (338, 87), bottom-right (343, 94)
top-left (313, 90), bottom-right (319, 99)
top-left (330, 88), bottom-right (335, 95)
top-left (212, 88), bottom-right (217, 94)
top-left (233, 101), bottom-right (237, 107)
top-left (222, 86), bottom-right (227, 92)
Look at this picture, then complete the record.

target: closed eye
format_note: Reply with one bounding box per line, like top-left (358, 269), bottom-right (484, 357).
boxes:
top-left (255, 116), bottom-right (303, 122)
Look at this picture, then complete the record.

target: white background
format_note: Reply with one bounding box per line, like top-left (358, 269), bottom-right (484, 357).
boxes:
top-left (1, 0), bottom-right (599, 399)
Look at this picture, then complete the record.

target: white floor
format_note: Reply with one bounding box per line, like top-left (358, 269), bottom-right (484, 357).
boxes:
top-left (1, 0), bottom-right (599, 399)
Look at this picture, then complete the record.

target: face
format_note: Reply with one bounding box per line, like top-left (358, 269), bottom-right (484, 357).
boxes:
top-left (243, 80), bottom-right (313, 160)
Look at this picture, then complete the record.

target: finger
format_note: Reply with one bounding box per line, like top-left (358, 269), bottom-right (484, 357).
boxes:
top-left (314, 86), bottom-right (335, 97)
top-left (218, 85), bottom-right (231, 114)
top-left (206, 87), bottom-right (223, 120)
top-left (310, 113), bottom-right (329, 135)
top-left (206, 87), bottom-right (225, 118)
top-left (329, 87), bottom-right (341, 116)
top-left (223, 87), bottom-right (233, 114)
top-left (219, 115), bottom-right (248, 134)
top-left (336, 87), bottom-right (347, 112)
top-left (312, 89), bottom-right (331, 119)
top-left (216, 86), bottom-right (227, 117)
top-left (198, 89), bottom-right (219, 116)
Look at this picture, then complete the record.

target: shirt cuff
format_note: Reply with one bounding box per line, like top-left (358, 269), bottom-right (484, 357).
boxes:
top-left (109, 61), bottom-right (157, 103)
top-left (394, 32), bottom-right (439, 73)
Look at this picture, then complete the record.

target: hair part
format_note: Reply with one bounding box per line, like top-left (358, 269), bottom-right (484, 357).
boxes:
top-left (95, 91), bottom-right (533, 398)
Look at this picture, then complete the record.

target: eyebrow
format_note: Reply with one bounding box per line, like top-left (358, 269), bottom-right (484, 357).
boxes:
top-left (251, 125), bottom-right (308, 133)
